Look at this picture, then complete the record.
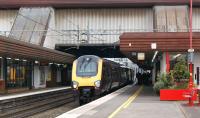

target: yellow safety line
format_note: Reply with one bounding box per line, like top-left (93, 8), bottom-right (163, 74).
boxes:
top-left (108, 86), bottom-right (143, 118)
top-left (175, 102), bottom-right (188, 118)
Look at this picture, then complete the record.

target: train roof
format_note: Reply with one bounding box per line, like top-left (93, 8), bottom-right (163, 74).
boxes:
top-left (77, 55), bottom-right (101, 60)
top-left (76, 55), bottom-right (133, 69)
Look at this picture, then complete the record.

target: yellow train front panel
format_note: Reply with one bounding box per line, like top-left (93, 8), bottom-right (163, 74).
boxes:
top-left (72, 59), bottom-right (103, 88)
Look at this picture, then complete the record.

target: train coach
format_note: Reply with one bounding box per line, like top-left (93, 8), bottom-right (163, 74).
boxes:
top-left (71, 55), bottom-right (135, 104)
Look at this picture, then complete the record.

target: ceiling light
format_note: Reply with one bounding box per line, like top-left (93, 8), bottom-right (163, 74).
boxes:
top-left (173, 54), bottom-right (181, 59)
top-left (152, 51), bottom-right (158, 62)
top-left (15, 58), bottom-right (20, 61)
top-left (137, 53), bottom-right (145, 60)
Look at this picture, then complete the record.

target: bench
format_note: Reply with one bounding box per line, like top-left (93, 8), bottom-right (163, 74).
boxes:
top-left (183, 89), bottom-right (197, 106)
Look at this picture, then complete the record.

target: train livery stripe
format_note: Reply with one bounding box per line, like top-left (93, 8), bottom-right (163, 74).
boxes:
top-left (108, 86), bottom-right (143, 118)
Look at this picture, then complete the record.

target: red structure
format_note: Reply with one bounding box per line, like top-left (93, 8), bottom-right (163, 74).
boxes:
top-left (160, 89), bottom-right (197, 101)
top-left (188, 0), bottom-right (194, 106)
top-left (166, 52), bottom-right (170, 73)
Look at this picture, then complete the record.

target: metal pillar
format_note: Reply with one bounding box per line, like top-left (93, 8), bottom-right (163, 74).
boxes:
top-left (166, 52), bottom-right (170, 73)
top-left (188, 0), bottom-right (193, 89)
top-left (188, 0), bottom-right (194, 106)
top-left (3, 58), bottom-right (7, 89)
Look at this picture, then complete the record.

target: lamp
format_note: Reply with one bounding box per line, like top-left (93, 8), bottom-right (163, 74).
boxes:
top-left (137, 53), bottom-right (145, 60)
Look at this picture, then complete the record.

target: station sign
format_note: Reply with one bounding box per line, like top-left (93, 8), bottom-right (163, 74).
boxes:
top-left (151, 43), bottom-right (157, 50)
top-left (187, 52), bottom-right (194, 63)
top-left (137, 53), bottom-right (145, 60)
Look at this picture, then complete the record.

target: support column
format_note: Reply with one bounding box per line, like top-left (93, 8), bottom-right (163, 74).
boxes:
top-left (3, 58), bottom-right (7, 89)
top-left (160, 52), bottom-right (166, 74)
top-left (166, 52), bottom-right (170, 73)
top-left (152, 63), bottom-right (156, 84)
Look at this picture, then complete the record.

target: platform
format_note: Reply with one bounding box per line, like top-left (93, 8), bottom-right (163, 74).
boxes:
top-left (0, 86), bottom-right (75, 118)
top-left (57, 85), bottom-right (200, 118)
top-left (0, 87), bottom-right (71, 101)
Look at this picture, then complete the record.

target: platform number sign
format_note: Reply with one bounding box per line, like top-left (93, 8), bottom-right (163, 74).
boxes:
top-left (187, 52), bottom-right (194, 63)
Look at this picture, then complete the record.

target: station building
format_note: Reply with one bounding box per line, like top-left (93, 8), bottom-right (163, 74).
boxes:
top-left (0, 35), bottom-right (74, 93)
top-left (0, 0), bottom-right (200, 93)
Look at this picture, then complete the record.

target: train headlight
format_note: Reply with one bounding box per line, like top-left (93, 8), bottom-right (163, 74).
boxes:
top-left (94, 80), bottom-right (101, 88)
top-left (72, 81), bottom-right (79, 89)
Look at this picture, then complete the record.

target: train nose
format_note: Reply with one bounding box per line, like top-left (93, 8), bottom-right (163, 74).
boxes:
top-left (82, 88), bottom-right (92, 97)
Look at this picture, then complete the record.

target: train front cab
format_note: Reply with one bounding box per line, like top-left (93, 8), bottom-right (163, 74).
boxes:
top-left (72, 56), bottom-right (103, 102)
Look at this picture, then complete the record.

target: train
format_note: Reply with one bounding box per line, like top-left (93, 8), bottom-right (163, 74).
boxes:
top-left (71, 55), bottom-right (135, 104)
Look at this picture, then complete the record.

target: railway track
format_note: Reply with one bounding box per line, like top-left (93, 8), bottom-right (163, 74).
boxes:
top-left (0, 88), bottom-right (78, 118)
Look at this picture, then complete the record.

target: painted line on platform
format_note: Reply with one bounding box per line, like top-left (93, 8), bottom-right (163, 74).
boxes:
top-left (175, 102), bottom-right (188, 118)
top-left (108, 86), bottom-right (143, 118)
top-left (56, 85), bottom-right (133, 118)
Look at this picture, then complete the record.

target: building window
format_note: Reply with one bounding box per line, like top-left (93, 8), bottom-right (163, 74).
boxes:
top-left (6, 59), bottom-right (32, 89)
top-left (47, 68), bottom-right (51, 82)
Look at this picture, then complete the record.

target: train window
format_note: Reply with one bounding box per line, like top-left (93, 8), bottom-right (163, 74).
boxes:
top-left (76, 58), bottom-right (98, 77)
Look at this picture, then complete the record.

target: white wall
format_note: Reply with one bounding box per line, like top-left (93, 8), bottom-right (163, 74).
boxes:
top-left (193, 8), bottom-right (200, 32)
top-left (33, 65), bottom-right (46, 89)
top-left (0, 10), bottom-right (17, 36)
top-left (57, 69), bottom-right (61, 83)
top-left (193, 53), bottom-right (200, 84)
top-left (43, 8), bottom-right (57, 49)
top-left (55, 8), bottom-right (153, 44)
top-left (0, 9), bottom-right (57, 49)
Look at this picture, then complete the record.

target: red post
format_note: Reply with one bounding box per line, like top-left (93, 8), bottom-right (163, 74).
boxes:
top-left (189, 0), bottom-right (193, 89)
top-left (189, 63), bottom-right (194, 106)
top-left (189, 0), bottom-right (193, 49)
top-left (189, 63), bottom-right (193, 89)
top-left (166, 52), bottom-right (170, 73)
top-left (188, 0), bottom-right (194, 106)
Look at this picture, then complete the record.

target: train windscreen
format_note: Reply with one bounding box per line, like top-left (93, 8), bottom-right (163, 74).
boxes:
top-left (76, 56), bottom-right (98, 77)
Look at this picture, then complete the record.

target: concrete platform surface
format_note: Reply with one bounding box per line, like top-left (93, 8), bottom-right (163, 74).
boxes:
top-left (57, 85), bottom-right (200, 118)
top-left (0, 87), bottom-right (71, 101)
top-left (178, 102), bottom-right (200, 118)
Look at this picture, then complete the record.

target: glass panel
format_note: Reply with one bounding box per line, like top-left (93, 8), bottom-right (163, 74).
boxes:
top-left (76, 59), bottom-right (98, 77)
top-left (6, 59), bottom-right (32, 89)
top-left (9, 7), bottom-right (52, 46)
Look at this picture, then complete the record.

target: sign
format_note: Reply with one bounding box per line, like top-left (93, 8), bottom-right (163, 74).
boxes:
top-left (151, 43), bottom-right (157, 49)
top-left (188, 52), bottom-right (194, 63)
top-left (137, 53), bottom-right (145, 60)
top-left (188, 48), bottom-right (194, 53)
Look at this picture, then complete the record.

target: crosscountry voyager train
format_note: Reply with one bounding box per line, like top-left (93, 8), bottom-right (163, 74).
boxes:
top-left (71, 55), bottom-right (135, 104)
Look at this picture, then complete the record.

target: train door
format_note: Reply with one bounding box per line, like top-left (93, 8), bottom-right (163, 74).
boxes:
top-left (101, 63), bottom-right (107, 92)
top-left (101, 63), bottom-right (111, 92)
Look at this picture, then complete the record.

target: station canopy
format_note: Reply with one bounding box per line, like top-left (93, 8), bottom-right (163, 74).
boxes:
top-left (120, 32), bottom-right (200, 69)
top-left (0, 35), bottom-right (75, 64)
